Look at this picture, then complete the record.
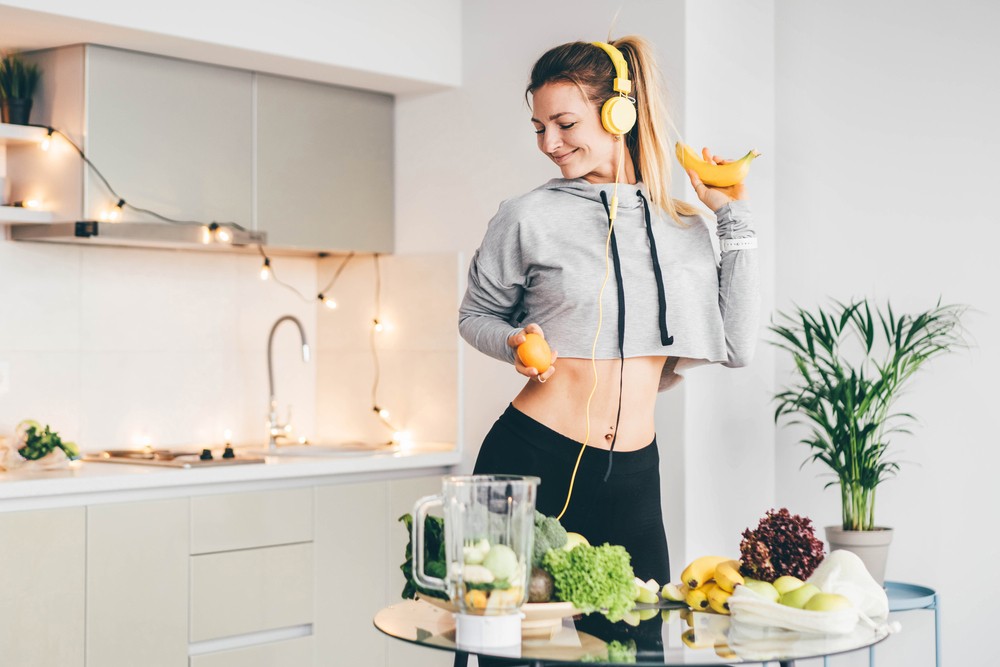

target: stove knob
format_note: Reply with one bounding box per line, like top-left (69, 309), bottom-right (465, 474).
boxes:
top-left (200, 448), bottom-right (213, 461)
top-left (222, 445), bottom-right (235, 459)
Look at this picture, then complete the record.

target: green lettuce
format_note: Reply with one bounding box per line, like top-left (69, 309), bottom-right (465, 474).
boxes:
top-left (543, 543), bottom-right (635, 622)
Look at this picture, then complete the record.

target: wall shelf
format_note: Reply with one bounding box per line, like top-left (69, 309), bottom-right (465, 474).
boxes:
top-left (0, 206), bottom-right (54, 223)
top-left (0, 123), bottom-right (47, 147)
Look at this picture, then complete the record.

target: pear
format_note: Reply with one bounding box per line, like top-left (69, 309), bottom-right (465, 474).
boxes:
top-left (779, 583), bottom-right (820, 609)
top-left (804, 592), bottom-right (853, 612)
top-left (742, 578), bottom-right (780, 603)
top-left (772, 575), bottom-right (806, 596)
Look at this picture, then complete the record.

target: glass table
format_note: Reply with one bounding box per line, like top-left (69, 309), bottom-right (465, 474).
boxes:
top-left (374, 599), bottom-right (890, 666)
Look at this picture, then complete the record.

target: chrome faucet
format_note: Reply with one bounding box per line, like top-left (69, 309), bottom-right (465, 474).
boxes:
top-left (267, 315), bottom-right (311, 451)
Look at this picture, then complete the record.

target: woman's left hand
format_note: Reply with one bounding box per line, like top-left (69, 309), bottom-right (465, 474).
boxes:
top-left (686, 147), bottom-right (747, 213)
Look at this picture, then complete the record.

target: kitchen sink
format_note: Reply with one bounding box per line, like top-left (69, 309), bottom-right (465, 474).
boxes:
top-left (255, 441), bottom-right (400, 457)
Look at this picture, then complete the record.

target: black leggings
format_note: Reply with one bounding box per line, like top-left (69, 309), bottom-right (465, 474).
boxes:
top-left (473, 403), bottom-right (670, 583)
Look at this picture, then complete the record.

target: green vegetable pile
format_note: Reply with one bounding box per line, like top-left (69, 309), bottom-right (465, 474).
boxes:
top-left (543, 543), bottom-right (635, 622)
top-left (398, 513), bottom-right (449, 601)
top-left (399, 509), bottom-right (638, 623)
top-left (16, 420), bottom-right (79, 461)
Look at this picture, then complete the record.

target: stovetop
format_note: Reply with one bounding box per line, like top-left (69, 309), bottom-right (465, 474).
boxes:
top-left (81, 448), bottom-right (265, 468)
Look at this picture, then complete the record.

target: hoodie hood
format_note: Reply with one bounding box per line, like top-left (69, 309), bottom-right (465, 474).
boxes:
top-left (537, 178), bottom-right (650, 210)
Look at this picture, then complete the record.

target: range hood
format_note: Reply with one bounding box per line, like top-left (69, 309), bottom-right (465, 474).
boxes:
top-left (6, 221), bottom-right (266, 251)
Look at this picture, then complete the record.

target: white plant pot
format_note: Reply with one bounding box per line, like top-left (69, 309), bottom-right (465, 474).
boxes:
top-left (825, 526), bottom-right (894, 586)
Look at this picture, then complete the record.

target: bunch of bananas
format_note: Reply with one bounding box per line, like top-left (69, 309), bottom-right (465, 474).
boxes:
top-left (660, 555), bottom-right (745, 616)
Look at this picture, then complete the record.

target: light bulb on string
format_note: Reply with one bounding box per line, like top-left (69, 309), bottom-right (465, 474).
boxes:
top-left (208, 223), bottom-right (232, 244)
top-left (318, 293), bottom-right (337, 309)
top-left (40, 129), bottom-right (53, 152)
top-left (201, 226), bottom-right (212, 244)
top-left (373, 318), bottom-right (384, 333)
top-left (260, 258), bottom-right (272, 281)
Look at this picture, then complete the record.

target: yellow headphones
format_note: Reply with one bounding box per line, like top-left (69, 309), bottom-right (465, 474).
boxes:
top-left (591, 41), bottom-right (637, 136)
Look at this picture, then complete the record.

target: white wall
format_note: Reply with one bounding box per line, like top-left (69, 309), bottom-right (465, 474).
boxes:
top-left (775, 2), bottom-right (999, 665)
top-left (394, 0), bottom-right (776, 576)
top-left (680, 0), bottom-right (777, 562)
top-left (0, 0), bottom-right (461, 93)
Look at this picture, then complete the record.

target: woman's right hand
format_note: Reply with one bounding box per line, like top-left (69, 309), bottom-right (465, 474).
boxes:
top-left (508, 323), bottom-right (558, 383)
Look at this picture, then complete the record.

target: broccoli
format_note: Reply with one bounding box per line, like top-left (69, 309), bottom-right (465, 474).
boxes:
top-left (532, 510), bottom-right (568, 568)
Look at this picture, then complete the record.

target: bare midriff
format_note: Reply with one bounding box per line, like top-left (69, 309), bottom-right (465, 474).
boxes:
top-left (511, 356), bottom-right (667, 452)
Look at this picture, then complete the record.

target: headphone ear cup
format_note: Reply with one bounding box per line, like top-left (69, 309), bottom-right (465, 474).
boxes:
top-left (601, 96), bottom-right (637, 135)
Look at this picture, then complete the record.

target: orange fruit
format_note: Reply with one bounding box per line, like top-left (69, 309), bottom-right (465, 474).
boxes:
top-left (517, 333), bottom-right (552, 374)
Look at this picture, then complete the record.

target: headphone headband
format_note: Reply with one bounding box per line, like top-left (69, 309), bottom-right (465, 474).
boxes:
top-left (591, 41), bottom-right (632, 95)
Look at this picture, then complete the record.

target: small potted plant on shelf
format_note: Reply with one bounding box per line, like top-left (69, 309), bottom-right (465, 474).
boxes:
top-left (0, 52), bottom-right (41, 125)
top-left (770, 298), bottom-right (965, 584)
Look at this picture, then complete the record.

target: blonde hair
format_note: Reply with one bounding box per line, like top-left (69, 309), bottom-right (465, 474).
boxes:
top-left (526, 36), bottom-right (701, 223)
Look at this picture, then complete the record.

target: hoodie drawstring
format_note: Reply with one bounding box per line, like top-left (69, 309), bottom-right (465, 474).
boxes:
top-left (598, 190), bottom-right (626, 482)
top-left (637, 191), bottom-right (674, 346)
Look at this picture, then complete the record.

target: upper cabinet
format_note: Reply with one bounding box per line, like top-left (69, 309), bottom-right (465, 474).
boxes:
top-left (256, 74), bottom-right (394, 253)
top-left (6, 45), bottom-right (394, 254)
top-left (84, 47), bottom-right (253, 228)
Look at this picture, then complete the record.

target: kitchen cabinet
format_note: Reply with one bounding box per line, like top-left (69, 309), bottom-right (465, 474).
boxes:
top-left (189, 636), bottom-right (313, 667)
top-left (190, 487), bottom-right (313, 553)
top-left (86, 498), bottom-right (189, 667)
top-left (0, 507), bottom-right (86, 666)
top-left (12, 45), bottom-right (253, 228)
top-left (313, 474), bottom-right (448, 667)
top-left (83, 47), bottom-right (254, 227)
top-left (12, 45), bottom-right (395, 253)
top-left (255, 73), bottom-right (394, 252)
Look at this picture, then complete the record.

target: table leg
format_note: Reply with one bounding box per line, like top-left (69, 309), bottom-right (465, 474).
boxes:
top-left (778, 661), bottom-right (796, 667)
top-left (453, 651), bottom-right (469, 667)
top-left (933, 594), bottom-right (942, 667)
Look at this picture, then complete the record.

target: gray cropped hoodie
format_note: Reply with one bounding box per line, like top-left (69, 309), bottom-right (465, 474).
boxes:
top-left (458, 178), bottom-right (760, 391)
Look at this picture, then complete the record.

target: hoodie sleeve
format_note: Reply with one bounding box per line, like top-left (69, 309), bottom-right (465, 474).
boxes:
top-left (714, 199), bottom-right (760, 368)
top-left (458, 202), bottom-right (527, 365)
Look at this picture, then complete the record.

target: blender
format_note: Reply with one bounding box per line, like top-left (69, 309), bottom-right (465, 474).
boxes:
top-left (412, 474), bottom-right (539, 650)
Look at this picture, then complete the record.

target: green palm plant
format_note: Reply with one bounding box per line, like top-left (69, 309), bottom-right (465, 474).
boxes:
top-left (770, 299), bottom-right (965, 531)
top-left (0, 53), bottom-right (41, 101)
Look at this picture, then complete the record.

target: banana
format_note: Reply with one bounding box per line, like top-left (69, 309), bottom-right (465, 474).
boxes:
top-left (685, 582), bottom-right (712, 611)
top-left (713, 559), bottom-right (745, 593)
top-left (681, 555), bottom-right (729, 589)
top-left (707, 583), bottom-right (732, 615)
top-left (675, 142), bottom-right (760, 187)
top-left (681, 628), bottom-right (714, 650)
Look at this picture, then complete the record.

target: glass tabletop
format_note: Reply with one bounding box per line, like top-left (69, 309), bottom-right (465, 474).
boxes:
top-left (374, 599), bottom-right (890, 666)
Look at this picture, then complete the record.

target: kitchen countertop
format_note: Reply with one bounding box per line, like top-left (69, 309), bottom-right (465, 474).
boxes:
top-left (0, 443), bottom-right (460, 511)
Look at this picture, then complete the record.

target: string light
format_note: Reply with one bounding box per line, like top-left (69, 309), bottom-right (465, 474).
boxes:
top-left (373, 318), bottom-right (384, 333)
top-left (318, 293), bottom-right (337, 309)
top-left (40, 128), bottom-right (53, 151)
top-left (11, 199), bottom-right (41, 209)
top-left (260, 257), bottom-right (272, 281)
top-left (208, 222), bottom-right (232, 244)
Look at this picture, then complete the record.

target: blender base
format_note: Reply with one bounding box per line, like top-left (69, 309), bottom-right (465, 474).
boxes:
top-left (455, 612), bottom-right (522, 654)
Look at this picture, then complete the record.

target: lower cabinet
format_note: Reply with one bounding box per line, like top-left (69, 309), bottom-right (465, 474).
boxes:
top-left (0, 507), bottom-right (86, 666)
top-left (314, 474), bottom-right (449, 667)
top-left (0, 471), bottom-right (451, 667)
top-left (190, 636), bottom-right (314, 667)
top-left (87, 498), bottom-right (190, 667)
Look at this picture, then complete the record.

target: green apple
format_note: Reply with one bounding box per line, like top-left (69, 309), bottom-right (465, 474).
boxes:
top-left (742, 578), bottom-right (780, 603)
top-left (563, 532), bottom-right (590, 551)
top-left (804, 592), bottom-right (853, 612)
top-left (772, 575), bottom-right (806, 596)
top-left (633, 577), bottom-right (659, 604)
top-left (661, 582), bottom-right (686, 602)
top-left (779, 583), bottom-right (821, 609)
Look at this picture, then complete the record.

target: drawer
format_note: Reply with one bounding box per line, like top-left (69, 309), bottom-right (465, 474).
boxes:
top-left (191, 488), bottom-right (313, 554)
top-left (191, 543), bottom-right (313, 642)
top-left (190, 636), bottom-right (313, 667)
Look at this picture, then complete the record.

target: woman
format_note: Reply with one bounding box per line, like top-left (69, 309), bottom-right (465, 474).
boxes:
top-left (459, 36), bottom-right (759, 585)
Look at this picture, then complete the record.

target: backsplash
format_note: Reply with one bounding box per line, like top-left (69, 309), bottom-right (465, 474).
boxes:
top-left (0, 237), bottom-right (460, 452)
